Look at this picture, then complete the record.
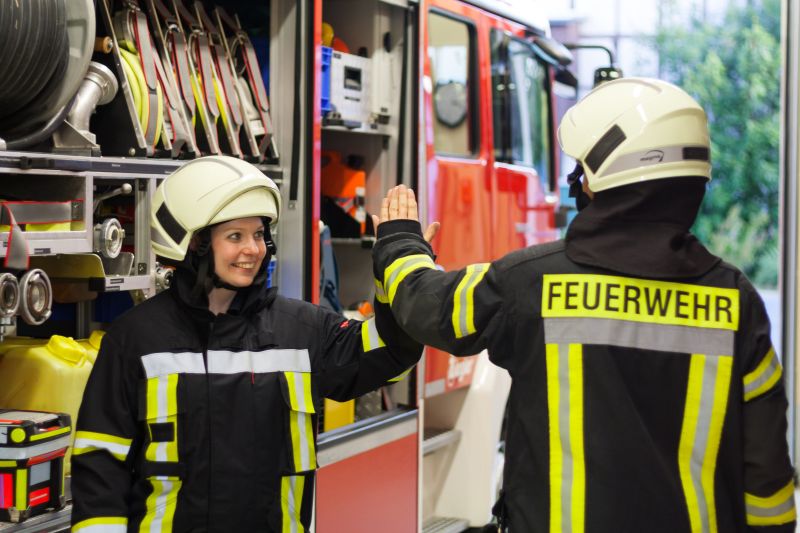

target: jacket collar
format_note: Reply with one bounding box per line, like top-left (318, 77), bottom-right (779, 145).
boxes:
top-left (565, 177), bottom-right (720, 279)
top-left (171, 266), bottom-right (278, 319)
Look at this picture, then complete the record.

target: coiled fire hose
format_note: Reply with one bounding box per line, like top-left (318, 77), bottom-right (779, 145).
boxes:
top-left (0, 0), bottom-right (70, 149)
top-left (118, 43), bottom-right (164, 148)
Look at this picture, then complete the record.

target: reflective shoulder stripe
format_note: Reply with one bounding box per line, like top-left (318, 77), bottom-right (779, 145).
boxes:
top-left (388, 367), bottom-right (413, 383)
top-left (743, 347), bottom-right (782, 402)
top-left (374, 278), bottom-right (388, 304)
top-left (72, 516), bottom-right (128, 532)
top-left (452, 263), bottom-right (490, 339)
top-left (383, 254), bottom-right (436, 305)
top-left (746, 480), bottom-right (797, 526)
top-left (207, 349), bottom-right (311, 374)
top-left (141, 352), bottom-right (205, 378)
top-left (361, 319), bottom-right (386, 353)
top-left (281, 475), bottom-right (306, 533)
top-left (73, 431), bottom-right (133, 462)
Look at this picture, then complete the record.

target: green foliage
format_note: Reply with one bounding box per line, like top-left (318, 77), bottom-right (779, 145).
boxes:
top-left (650, 0), bottom-right (781, 287)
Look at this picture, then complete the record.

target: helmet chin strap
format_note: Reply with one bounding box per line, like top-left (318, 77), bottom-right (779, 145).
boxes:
top-left (567, 163), bottom-right (592, 212)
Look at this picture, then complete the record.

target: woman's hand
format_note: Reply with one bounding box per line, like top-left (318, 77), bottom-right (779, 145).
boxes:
top-left (372, 185), bottom-right (440, 243)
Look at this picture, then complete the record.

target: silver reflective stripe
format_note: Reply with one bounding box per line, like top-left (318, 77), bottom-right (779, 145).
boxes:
top-left (743, 347), bottom-right (782, 401)
top-left (385, 256), bottom-right (435, 299)
top-left (288, 476), bottom-right (301, 533)
top-left (149, 477), bottom-right (178, 533)
top-left (73, 436), bottom-right (131, 461)
top-left (453, 264), bottom-right (490, 339)
top-left (155, 376), bottom-right (169, 463)
top-left (603, 145), bottom-right (708, 176)
top-left (206, 349), bottom-right (311, 374)
top-left (72, 521), bottom-right (128, 533)
top-left (296, 412), bottom-right (311, 470)
top-left (291, 374), bottom-right (310, 412)
top-left (678, 354), bottom-right (733, 533)
top-left (362, 319), bottom-right (385, 353)
top-left (747, 497), bottom-right (796, 518)
top-left (543, 317), bottom-right (734, 355)
top-left (0, 435), bottom-right (70, 460)
top-left (141, 352), bottom-right (206, 378)
top-left (556, 344), bottom-right (575, 532)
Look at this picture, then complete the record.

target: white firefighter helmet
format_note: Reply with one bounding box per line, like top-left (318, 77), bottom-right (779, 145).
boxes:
top-left (558, 77), bottom-right (711, 193)
top-left (151, 155), bottom-right (281, 261)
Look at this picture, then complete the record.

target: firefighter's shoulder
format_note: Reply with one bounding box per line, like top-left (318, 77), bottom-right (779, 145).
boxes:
top-left (493, 239), bottom-right (566, 274)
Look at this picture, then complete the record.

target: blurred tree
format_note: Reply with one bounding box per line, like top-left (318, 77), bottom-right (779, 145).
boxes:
top-left (651, 0), bottom-right (781, 287)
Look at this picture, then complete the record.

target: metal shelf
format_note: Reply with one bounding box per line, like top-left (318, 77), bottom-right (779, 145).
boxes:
top-left (322, 123), bottom-right (392, 137)
top-left (0, 151), bottom-right (283, 181)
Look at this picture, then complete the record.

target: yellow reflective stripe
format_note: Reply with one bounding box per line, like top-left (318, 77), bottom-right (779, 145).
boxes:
top-left (145, 374), bottom-right (179, 463)
top-left (73, 431), bottom-right (133, 462)
top-left (542, 274), bottom-right (740, 330)
top-left (29, 425), bottom-right (71, 441)
top-left (678, 355), bottom-right (705, 532)
top-left (388, 367), bottom-right (413, 383)
top-left (546, 343), bottom-right (586, 533)
top-left (289, 411), bottom-right (316, 472)
top-left (568, 344), bottom-right (585, 533)
top-left (0, 461), bottom-right (14, 467)
top-left (361, 319), bottom-right (386, 353)
top-left (139, 477), bottom-right (181, 533)
top-left (452, 263), bottom-right (490, 339)
top-left (374, 278), bottom-right (388, 304)
top-left (285, 372), bottom-right (315, 414)
top-left (72, 516), bottom-right (128, 532)
top-left (281, 475), bottom-right (306, 533)
top-left (701, 356), bottom-right (732, 532)
top-left (743, 347), bottom-right (782, 401)
top-left (383, 254), bottom-right (435, 304)
top-left (285, 372), bottom-right (316, 472)
top-left (746, 480), bottom-right (797, 526)
top-left (678, 354), bottom-right (733, 533)
top-left (15, 468), bottom-right (27, 511)
top-left (546, 344), bottom-right (563, 533)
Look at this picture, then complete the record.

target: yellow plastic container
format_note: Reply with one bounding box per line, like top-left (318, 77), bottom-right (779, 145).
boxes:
top-left (0, 335), bottom-right (93, 475)
top-left (77, 330), bottom-right (105, 364)
top-left (323, 398), bottom-right (355, 432)
top-left (0, 336), bottom-right (47, 357)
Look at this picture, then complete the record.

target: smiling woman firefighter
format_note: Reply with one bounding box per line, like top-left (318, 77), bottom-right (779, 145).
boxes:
top-left (69, 156), bottom-right (422, 533)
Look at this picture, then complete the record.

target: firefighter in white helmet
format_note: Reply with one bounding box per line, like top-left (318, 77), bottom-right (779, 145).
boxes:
top-left (71, 156), bottom-right (423, 532)
top-left (372, 78), bottom-right (795, 532)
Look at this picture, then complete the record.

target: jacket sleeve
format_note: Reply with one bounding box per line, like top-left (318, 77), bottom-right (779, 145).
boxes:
top-left (71, 335), bottom-right (139, 532)
top-left (737, 279), bottom-right (796, 532)
top-left (318, 276), bottom-right (425, 402)
top-left (371, 220), bottom-right (512, 370)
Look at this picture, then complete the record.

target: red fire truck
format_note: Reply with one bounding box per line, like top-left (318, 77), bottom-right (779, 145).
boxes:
top-left (0, 0), bottom-right (574, 530)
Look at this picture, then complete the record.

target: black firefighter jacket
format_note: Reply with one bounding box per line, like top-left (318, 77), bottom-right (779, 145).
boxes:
top-left (70, 268), bottom-right (422, 533)
top-left (372, 178), bottom-right (796, 533)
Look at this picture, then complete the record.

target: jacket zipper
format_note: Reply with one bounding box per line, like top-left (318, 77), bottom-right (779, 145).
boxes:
top-left (205, 321), bottom-right (214, 530)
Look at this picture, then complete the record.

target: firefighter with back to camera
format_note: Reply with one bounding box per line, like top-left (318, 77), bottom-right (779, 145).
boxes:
top-left (372, 77), bottom-right (796, 532)
top-left (70, 156), bottom-right (423, 532)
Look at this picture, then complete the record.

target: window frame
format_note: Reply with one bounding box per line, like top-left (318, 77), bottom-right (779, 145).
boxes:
top-left (428, 8), bottom-right (481, 159)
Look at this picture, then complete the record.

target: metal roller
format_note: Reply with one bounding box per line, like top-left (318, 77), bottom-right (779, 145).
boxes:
top-left (0, 272), bottom-right (20, 320)
top-left (18, 269), bottom-right (53, 326)
top-left (94, 218), bottom-right (126, 259)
